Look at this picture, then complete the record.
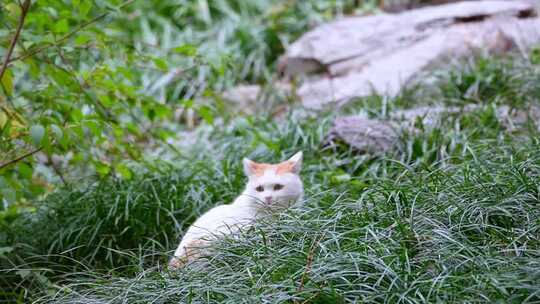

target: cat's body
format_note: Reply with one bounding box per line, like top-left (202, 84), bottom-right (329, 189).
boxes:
top-left (169, 152), bottom-right (304, 269)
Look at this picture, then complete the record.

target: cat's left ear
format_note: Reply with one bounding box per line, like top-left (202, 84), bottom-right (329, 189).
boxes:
top-left (287, 151), bottom-right (303, 174)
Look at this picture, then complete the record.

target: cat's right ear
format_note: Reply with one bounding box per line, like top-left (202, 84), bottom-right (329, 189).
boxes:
top-left (243, 158), bottom-right (256, 177)
top-left (287, 151), bottom-right (303, 174)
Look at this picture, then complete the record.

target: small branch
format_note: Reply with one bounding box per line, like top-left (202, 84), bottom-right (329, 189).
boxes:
top-left (8, 0), bottom-right (135, 64)
top-left (295, 233), bottom-right (324, 304)
top-left (0, 146), bottom-right (42, 170)
top-left (0, 0), bottom-right (31, 81)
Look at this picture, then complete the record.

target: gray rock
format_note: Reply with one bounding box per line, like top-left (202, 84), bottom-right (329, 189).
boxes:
top-left (496, 105), bottom-right (540, 131)
top-left (327, 104), bottom-right (540, 154)
top-left (325, 116), bottom-right (401, 154)
top-left (280, 1), bottom-right (540, 109)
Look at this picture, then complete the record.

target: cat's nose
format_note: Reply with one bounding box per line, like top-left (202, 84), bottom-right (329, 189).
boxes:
top-left (264, 196), bottom-right (272, 203)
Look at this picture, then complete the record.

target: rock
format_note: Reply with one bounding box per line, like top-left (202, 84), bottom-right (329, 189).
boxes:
top-left (324, 106), bottom-right (470, 154)
top-left (496, 105), bottom-right (540, 131)
top-left (280, 1), bottom-right (540, 109)
top-left (327, 104), bottom-right (540, 154)
top-left (325, 116), bottom-right (400, 154)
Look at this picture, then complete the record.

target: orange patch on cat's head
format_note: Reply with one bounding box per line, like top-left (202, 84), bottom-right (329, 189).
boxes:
top-left (275, 161), bottom-right (295, 175)
top-left (249, 163), bottom-right (272, 177)
top-left (244, 152), bottom-right (302, 177)
top-left (248, 161), bottom-right (295, 176)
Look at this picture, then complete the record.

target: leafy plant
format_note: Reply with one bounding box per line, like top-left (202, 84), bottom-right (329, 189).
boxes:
top-left (0, 0), bottom-right (373, 208)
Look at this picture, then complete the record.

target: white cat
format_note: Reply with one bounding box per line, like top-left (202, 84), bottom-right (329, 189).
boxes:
top-left (168, 151), bottom-right (304, 269)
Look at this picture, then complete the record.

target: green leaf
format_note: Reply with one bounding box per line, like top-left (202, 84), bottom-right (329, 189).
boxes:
top-left (181, 99), bottom-right (194, 108)
top-left (95, 162), bottom-right (111, 176)
top-left (84, 120), bottom-right (101, 137)
top-left (154, 104), bottom-right (171, 119)
top-left (98, 95), bottom-right (113, 107)
top-left (0, 111), bottom-right (7, 129)
top-left (116, 163), bottom-right (132, 180)
top-left (49, 66), bottom-right (75, 89)
top-left (79, 1), bottom-right (92, 18)
top-left (53, 19), bottom-right (70, 34)
top-left (50, 124), bottom-right (63, 141)
top-left (4, 3), bottom-right (19, 16)
top-left (153, 58), bottom-right (168, 71)
top-left (75, 34), bottom-right (91, 46)
top-left (27, 58), bottom-right (40, 79)
top-left (198, 105), bottom-right (214, 124)
top-left (18, 163), bottom-right (33, 180)
top-left (1, 70), bottom-right (14, 96)
top-left (70, 108), bottom-right (83, 122)
top-left (30, 125), bottom-right (45, 146)
top-left (173, 44), bottom-right (198, 57)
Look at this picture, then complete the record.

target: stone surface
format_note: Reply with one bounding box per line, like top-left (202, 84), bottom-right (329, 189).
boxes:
top-left (280, 0), bottom-right (540, 109)
top-left (327, 104), bottom-right (540, 154)
top-left (325, 116), bottom-right (400, 154)
top-left (496, 105), bottom-right (540, 131)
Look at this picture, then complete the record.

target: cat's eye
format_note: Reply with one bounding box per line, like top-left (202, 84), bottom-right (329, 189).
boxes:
top-left (273, 184), bottom-right (284, 191)
top-left (255, 185), bottom-right (264, 192)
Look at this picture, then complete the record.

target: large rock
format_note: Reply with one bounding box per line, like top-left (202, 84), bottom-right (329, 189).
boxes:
top-left (327, 104), bottom-right (540, 154)
top-left (324, 116), bottom-right (401, 154)
top-left (280, 1), bottom-right (540, 109)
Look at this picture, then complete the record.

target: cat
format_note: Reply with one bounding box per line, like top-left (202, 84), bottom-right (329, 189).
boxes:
top-left (168, 151), bottom-right (304, 269)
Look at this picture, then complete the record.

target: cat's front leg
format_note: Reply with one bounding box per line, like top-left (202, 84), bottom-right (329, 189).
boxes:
top-left (168, 239), bottom-right (209, 270)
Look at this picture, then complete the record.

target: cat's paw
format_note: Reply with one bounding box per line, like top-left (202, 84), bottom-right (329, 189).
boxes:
top-left (168, 257), bottom-right (185, 270)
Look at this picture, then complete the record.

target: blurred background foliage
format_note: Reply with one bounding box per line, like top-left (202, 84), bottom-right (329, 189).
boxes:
top-left (0, 0), bottom-right (378, 211)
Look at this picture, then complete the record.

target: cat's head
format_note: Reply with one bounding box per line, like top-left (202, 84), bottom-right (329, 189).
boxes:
top-left (243, 151), bottom-right (304, 209)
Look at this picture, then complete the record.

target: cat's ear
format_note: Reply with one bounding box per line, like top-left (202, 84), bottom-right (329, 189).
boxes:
top-left (287, 151), bottom-right (303, 174)
top-left (243, 158), bottom-right (257, 177)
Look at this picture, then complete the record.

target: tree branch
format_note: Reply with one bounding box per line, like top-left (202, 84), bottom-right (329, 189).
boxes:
top-left (8, 0), bottom-right (135, 64)
top-left (0, 0), bottom-right (31, 82)
top-left (0, 146), bottom-right (42, 170)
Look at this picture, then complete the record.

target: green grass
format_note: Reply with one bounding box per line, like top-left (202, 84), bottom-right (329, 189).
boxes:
top-left (2, 52), bottom-right (540, 303)
top-left (29, 138), bottom-right (540, 303)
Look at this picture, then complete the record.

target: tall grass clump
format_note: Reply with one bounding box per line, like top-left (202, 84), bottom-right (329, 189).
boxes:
top-left (40, 138), bottom-right (540, 303)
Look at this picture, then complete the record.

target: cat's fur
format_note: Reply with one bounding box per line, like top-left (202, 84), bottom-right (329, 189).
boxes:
top-left (168, 152), bottom-right (304, 269)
